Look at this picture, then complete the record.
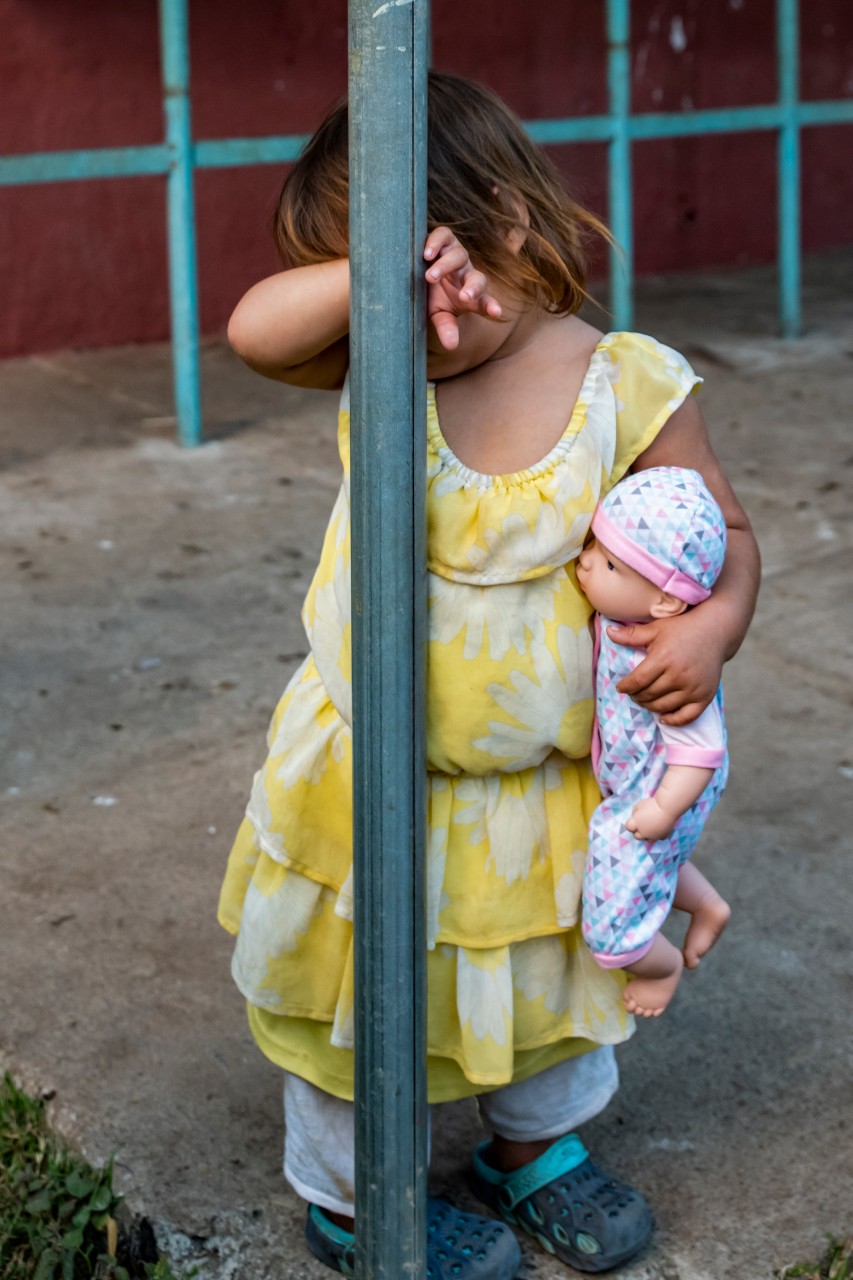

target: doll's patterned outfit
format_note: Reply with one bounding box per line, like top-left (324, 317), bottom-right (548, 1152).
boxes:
top-left (218, 334), bottom-right (703, 1103)
top-left (582, 468), bottom-right (729, 969)
top-left (583, 621), bottom-right (728, 967)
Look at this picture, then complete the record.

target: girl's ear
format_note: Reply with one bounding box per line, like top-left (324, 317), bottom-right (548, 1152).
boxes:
top-left (649, 592), bottom-right (689, 620)
top-left (493, 184), bottom-right (529, 254)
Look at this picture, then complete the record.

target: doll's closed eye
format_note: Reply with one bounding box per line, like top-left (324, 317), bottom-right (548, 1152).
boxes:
top-left (607, 559), bottom-right (615, 571)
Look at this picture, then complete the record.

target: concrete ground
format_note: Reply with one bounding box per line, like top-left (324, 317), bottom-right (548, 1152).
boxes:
top-left (1, 252), bottom-right (852, 1280)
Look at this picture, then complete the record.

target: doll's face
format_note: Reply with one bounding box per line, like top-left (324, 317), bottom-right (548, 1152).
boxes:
top-left (576, 537), bottom-right (665, 621)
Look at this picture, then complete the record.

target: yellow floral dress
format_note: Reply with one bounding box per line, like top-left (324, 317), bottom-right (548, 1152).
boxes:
top-left (218, 331), bottom-right (701, 1102)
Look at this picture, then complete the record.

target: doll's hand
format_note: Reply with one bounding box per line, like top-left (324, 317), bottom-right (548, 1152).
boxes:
top-left (424, 227), bottom-right (502, 350)
top-left (608, 607), bottom-right (725, 726)
top-left (626, 797), bottom-right (674, 843)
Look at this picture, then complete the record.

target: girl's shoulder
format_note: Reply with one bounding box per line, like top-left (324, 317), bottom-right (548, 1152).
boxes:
top-left (596, 331), bottom-right (700, 391)
top-left (595, 332), bottom-right (703, 488)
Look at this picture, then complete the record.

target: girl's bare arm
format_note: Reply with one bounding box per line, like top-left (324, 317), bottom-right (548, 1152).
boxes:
top-left (227, 259), bottom-right (351, 389)
top-left (226, 230), bottom-right (500, 389)
top-left (611, 394), bottom-right (760, 726)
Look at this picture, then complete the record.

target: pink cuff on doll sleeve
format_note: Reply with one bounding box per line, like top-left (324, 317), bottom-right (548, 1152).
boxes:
top-left (663, 744), bottom-right (726, 768)
top-left (590, 939), bottom-right (655, 970)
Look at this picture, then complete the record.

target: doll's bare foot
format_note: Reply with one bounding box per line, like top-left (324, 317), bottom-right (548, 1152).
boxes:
top-left (622, 942), bottom-right (683, 1017)
top-left (682, 889), bottom-right (731, 970)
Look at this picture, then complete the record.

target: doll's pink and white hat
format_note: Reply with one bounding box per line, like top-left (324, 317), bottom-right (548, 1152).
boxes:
top-left (591, 467), bottom-right (726, 605)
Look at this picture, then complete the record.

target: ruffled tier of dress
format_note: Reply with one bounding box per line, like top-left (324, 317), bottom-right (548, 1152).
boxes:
top-left (218, 657), bottom-right (633, 1096)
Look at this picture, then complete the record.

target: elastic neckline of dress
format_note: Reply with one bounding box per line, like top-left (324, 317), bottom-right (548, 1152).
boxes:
top-left (426, 335), bottom-right (616, 487)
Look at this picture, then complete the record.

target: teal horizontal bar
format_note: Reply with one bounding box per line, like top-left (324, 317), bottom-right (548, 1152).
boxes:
top-left (194, 135), bottom-right (310, 167)
top-left (1, 99), bottom-right (851, 189)
top-left (533, 99), bottom-right (853, 146)
top-left (0, 145), bottom-right (170, 186)
top-left (798, 100), bottom-right (853, 127)
top-left (629, 104), bottom-right (782, 138)
top-left (527, 116), bottom-right (612, 144)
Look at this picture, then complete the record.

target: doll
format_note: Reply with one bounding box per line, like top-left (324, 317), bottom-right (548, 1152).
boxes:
top-left (576, 466), bottom-right (732, 1017)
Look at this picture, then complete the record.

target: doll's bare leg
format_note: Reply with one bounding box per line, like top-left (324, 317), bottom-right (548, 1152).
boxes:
top-left (623, 934), bottom-right (684, 1017)
top-left (674, 863), bottom-right (731, 970)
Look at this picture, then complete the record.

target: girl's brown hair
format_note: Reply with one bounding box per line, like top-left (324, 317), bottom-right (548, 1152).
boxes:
top-left (274, 71), bottom-right (611, 316)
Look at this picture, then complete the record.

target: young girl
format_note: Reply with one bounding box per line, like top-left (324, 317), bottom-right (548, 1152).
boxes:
top-left (219, 72), bottom-right (759, 1277)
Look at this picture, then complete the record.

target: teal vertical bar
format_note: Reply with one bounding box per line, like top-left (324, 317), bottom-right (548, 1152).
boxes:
top-left (607, 0), bottom-right (633, 330)
top-left (159, 0), bottom-right (203, 446)
top-left (349, 0), bottom-right (429, 1275)
top-left (778, 0), bottom-right (801, 337)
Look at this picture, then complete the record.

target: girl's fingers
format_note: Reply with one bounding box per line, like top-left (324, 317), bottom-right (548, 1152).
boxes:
top-left (423, 226), bottom-right (456, 260)
top-left (480, 294), bottom-right (503, 318)
top-left (457, 269), bottom-right (488, 301)
top-left (659, 702), bottom-right (706, 727)
top-left (430, 309), bottom-right (460, 350)
top-left (458, 272), bottom-right (502, 315)
top-left (425, 244), bottom-right (470, 283)
top-left (634, 688), bottom-right (692, 715)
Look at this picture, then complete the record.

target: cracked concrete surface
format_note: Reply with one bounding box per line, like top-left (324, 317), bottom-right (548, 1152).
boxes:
top-left (1, 253), bottom-right (852, 1279)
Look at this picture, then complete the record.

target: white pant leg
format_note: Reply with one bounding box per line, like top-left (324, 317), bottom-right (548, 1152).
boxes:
top-left (283, 1073), bottom-right (358, 1216)
top-left (477, 1046), bottom-right (619, 1143)
top-left (283, 1073), bottom-right (433, 1217)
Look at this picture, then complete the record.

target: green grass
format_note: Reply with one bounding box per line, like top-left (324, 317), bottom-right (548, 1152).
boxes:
top-left (778, 1237), bottom-right (853, 1280)
top-left (0, 1074), bottom-right (195, 1280)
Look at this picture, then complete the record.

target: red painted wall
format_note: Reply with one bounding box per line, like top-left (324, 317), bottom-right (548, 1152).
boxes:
top-left (1, 0), bottom-right (851, 356)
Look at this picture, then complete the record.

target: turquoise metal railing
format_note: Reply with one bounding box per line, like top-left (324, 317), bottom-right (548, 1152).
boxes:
top-left (1, 0), bottom-right (852, 444)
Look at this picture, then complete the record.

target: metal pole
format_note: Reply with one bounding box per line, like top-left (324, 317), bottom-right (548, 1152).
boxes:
top-left (777, 0), bottom-right (801, 337)
top-left (349, 0), bottom-right (429, 1275)
top-left (159, 0), bottom-right (203, 446)
top-left (607, 0), bottom-right (633, 331)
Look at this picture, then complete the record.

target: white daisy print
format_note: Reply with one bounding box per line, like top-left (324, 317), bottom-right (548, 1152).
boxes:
top-left (465, 503), bottom-right (571, 582)
top-left (426, 824), bottom-right (449, 948)
top-left (429, 573), bottom-right (557, 661)
top-left (512, 935), bottom-right (574, 1015)
top-left (457, 949), bottom-right (513, 1045)
top-left (553, 868), bottom-right (583, 926)
top-left (473, 626), bottom-right (593, 766)
top-left (246, 768), bottom-right (286, 860)
top-left (309, 548), bottom-right (352, 724)
top-left (232, 874), bottom-right (324, 1006)
top-left (453, 774), bottom-right (548, 886)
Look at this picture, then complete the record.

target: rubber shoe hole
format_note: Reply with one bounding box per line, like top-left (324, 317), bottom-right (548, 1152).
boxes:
top-left (527, 1203), bottom-right (545, 1225)
top-left (575, 1231), bottom-right (602, 1256)
top-left (553, 1223), bottom-right (571, 1246)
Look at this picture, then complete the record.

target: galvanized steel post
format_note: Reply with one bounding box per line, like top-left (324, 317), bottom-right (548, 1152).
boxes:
top-left (777, 0), bottom-right (801, 338)
top-left (607, 0), bottom-right (633, 331)
top-left (159, 0), bottom-right (203, 446)
top-left (349, 0), bottom-right (429, 1275)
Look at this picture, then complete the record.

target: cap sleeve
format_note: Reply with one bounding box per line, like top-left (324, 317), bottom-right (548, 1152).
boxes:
top-left (598, 332), bottom-right (702, 493)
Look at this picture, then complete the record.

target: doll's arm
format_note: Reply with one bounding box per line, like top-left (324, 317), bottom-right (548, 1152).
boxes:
top-left (626, 698), bottom-right (724, 841)
top-left (626, 766), bottom-right (715, 842)
top-left (611, 394), bottom-right (760, 726)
